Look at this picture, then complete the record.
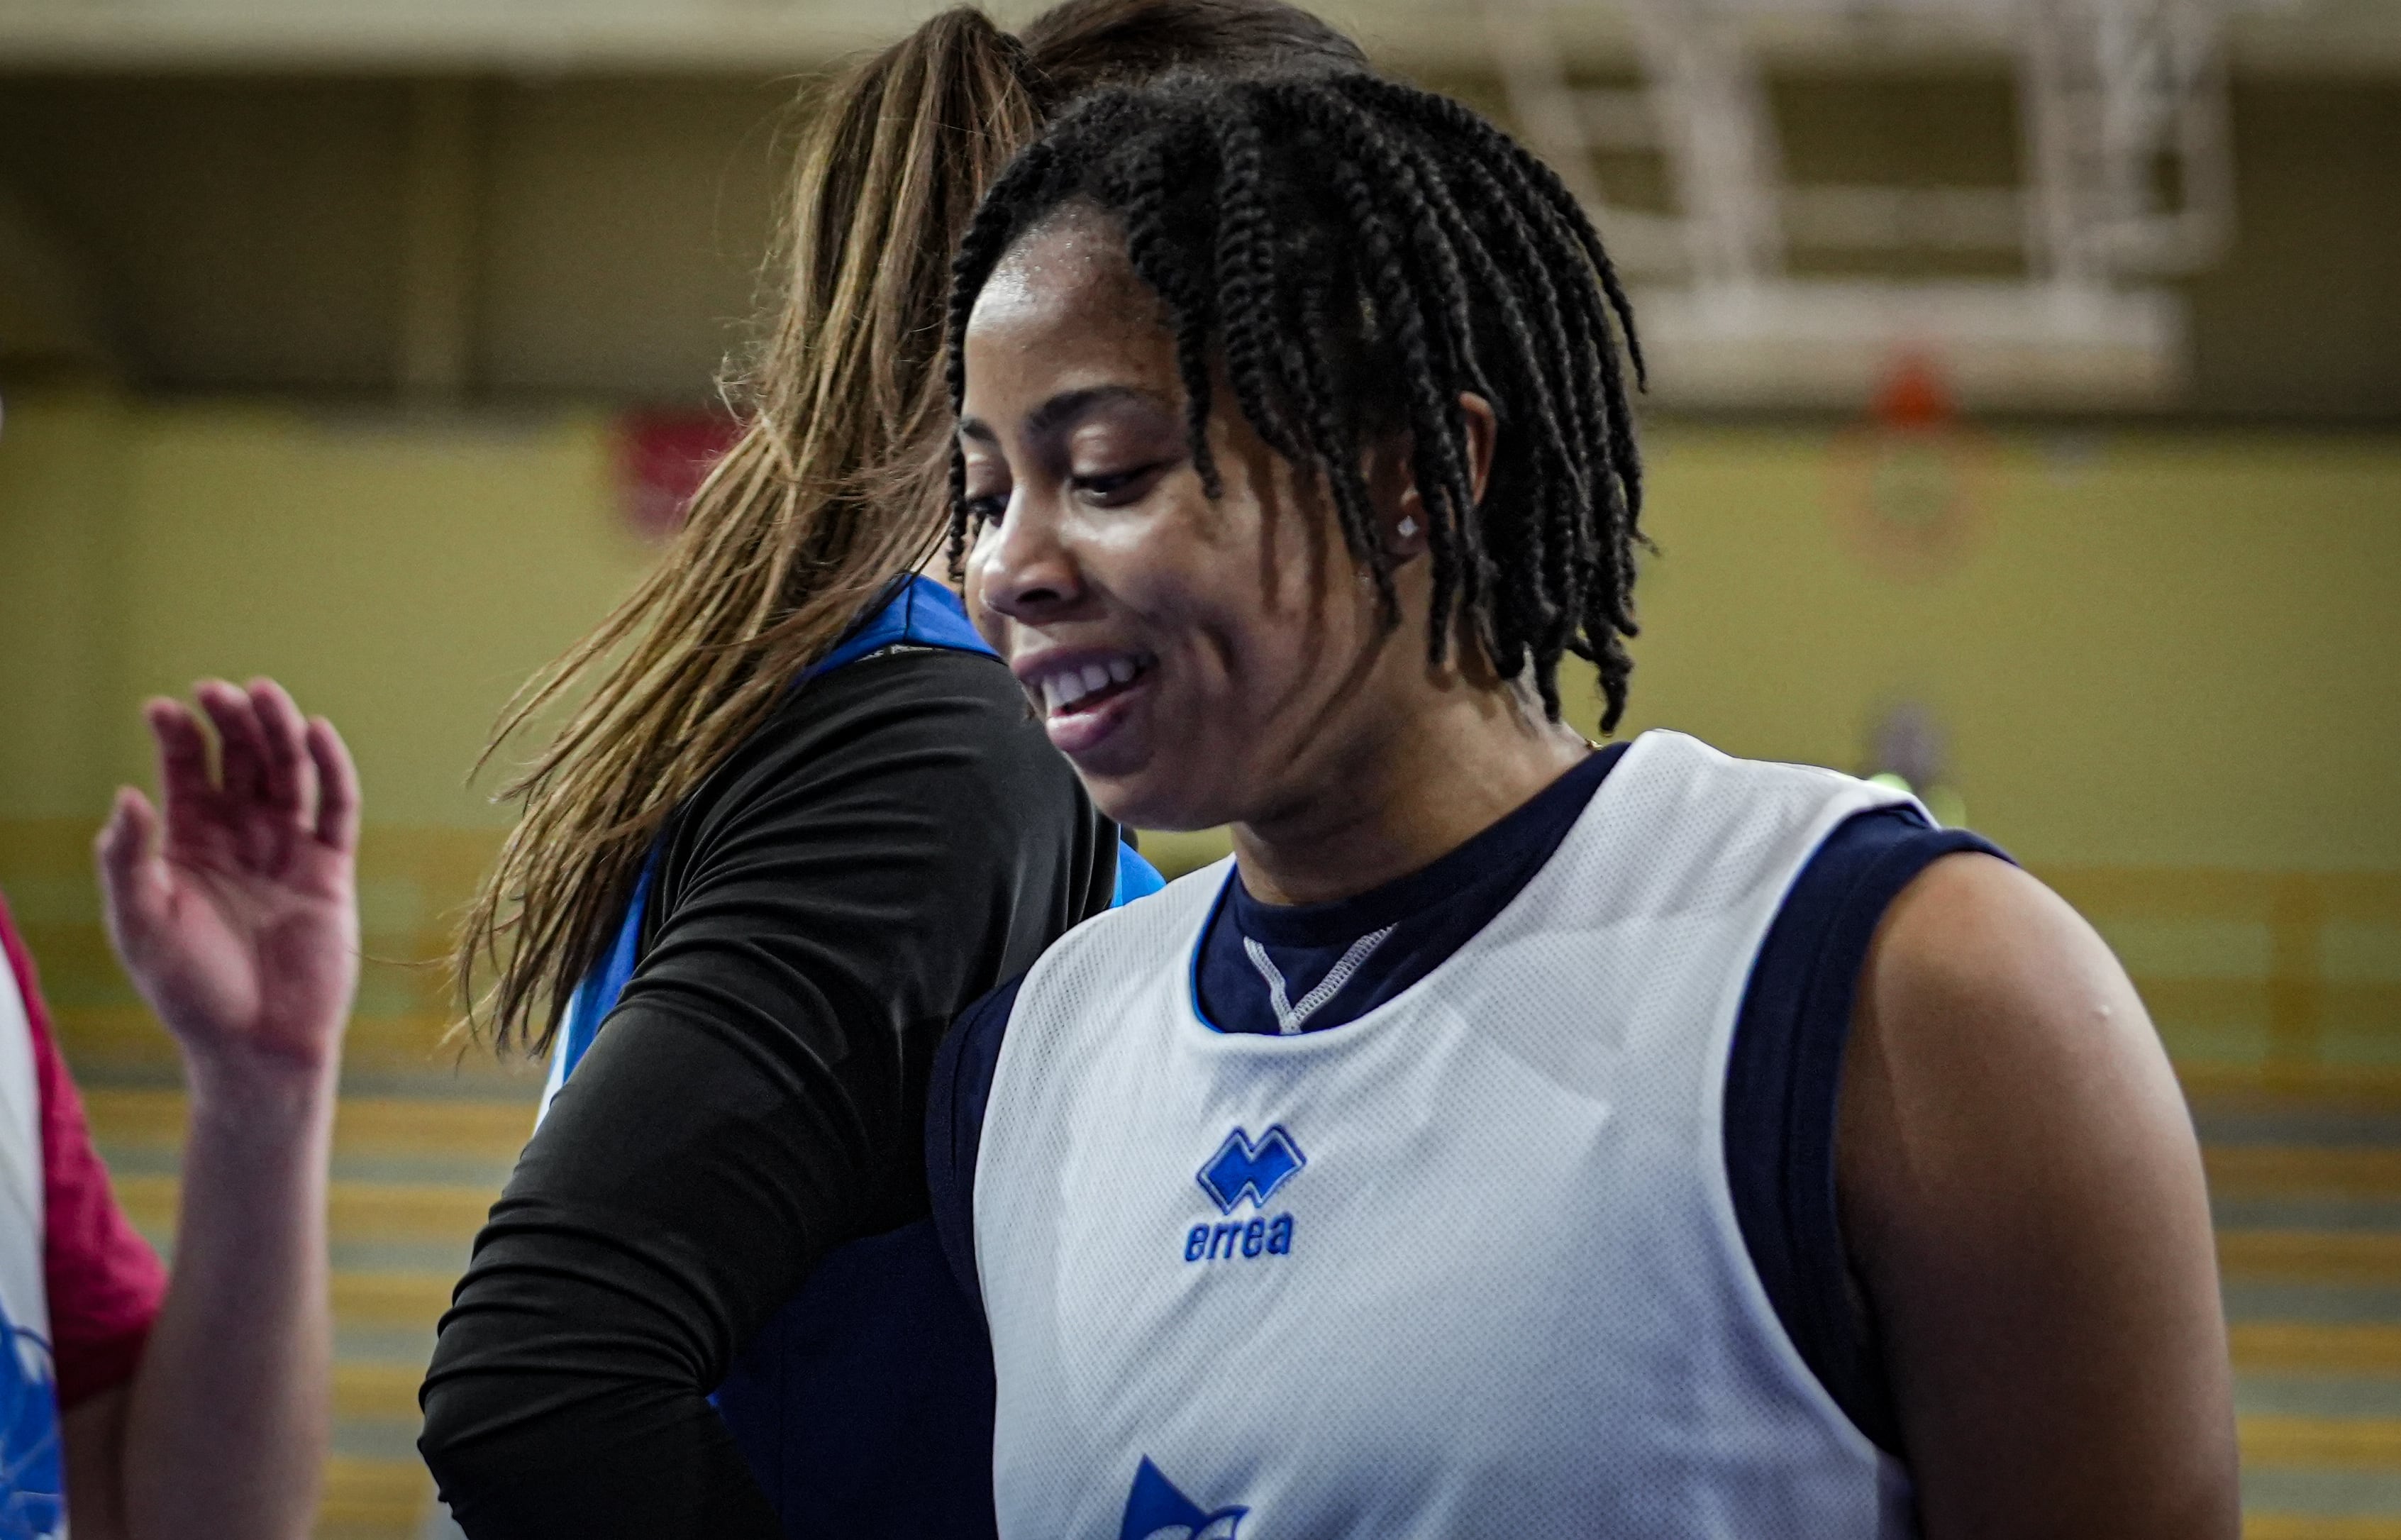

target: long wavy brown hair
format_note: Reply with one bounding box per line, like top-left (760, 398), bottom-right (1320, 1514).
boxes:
top-left (456, 0), bottom-right (1366, 1058)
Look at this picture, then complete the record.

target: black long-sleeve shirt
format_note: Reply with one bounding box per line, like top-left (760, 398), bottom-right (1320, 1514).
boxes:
top-left (418, 646), bottom-right (1115, 1538)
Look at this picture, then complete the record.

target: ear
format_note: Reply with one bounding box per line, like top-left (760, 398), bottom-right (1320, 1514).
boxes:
top-left (1365, 391), bottom-right (1499, 559)
top-left (1456, 389), bottom-right (1497, 508)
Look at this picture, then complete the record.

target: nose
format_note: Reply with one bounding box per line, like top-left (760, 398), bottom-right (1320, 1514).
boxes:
top-left (973, 489), bottom-right (1084, 625)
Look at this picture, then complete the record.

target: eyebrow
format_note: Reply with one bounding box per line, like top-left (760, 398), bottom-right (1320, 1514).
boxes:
top-left (958, 384), bottom-right (1165, 447)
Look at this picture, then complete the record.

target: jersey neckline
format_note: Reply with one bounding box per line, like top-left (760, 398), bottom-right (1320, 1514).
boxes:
top-left (1179, 730), bottom-right (1659, 1048)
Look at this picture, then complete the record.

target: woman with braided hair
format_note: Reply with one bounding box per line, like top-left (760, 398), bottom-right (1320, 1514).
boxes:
top-left (936, 72), bottom-right (2239, 1536)
top-left (416, 6), bottom-right (1365, 1538)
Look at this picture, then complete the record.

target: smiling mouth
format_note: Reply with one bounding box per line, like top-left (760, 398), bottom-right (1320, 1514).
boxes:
top-left (1038, 653), bottom-right (1154, 719)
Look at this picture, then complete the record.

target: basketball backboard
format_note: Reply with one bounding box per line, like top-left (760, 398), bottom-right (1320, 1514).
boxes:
top-left (1487, 0), bottom-right (2263, 409)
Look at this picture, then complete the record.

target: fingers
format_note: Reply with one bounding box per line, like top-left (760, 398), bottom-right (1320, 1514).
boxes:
top-left (94, 786), bottom-right (168, 944)
top-left (245, 677), bottom-right (316, 826)
top-left (146, 697), bottom-right (211, 818)
top-left (150, 677), bottom-right (355, 855)
top-left (305, 714), bottom-right (360, 853)
top-left (194, 680), bottom-right (267, 808)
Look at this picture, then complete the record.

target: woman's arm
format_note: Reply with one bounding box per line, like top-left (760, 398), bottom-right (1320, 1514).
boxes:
top-left (1839, 853), bottom-right (2240, 1539)
top-left (419, 652), bottom-right (1109, 1539)
top-left (70, 680), bottom-right (359, 1540)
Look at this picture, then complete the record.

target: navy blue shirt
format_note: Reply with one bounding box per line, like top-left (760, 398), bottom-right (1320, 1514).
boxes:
top-left (931, 747), bottom-right (2007, 1455)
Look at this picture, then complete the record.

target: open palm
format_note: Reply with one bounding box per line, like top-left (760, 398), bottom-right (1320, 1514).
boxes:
top-left (97, 679), bottom-right (360, 1080)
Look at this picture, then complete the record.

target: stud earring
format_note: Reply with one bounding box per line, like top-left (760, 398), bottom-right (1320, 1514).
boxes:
top-left (1397, 516), bottom-right (1419, 538)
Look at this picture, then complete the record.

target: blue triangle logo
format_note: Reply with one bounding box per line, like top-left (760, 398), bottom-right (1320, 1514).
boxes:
top-left (1119, 1456), bottom-right (1246, 1540)
top-left (0, 1312), bottom-right (63, 1539)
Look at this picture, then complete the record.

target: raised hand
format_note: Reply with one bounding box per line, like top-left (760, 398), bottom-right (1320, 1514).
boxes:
top-left (96, 679), bottom-right (360, 1085)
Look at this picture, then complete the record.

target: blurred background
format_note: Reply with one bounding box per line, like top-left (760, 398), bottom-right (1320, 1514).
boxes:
top-left (1, 0), bottom-right (2395, 1534)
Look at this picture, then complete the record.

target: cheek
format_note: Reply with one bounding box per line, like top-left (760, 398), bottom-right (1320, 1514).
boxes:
top-left (1079, 467), bottom-right (1358, 727)
top-left (1070, 479), bottom-right (1220, 617)
top-left (1140, 528), bottom-right (1341, 722)
top-left (1190, 461), bottom-right (1372, 697)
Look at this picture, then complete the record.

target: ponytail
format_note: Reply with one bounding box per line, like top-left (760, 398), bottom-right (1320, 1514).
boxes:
top-left (455, 0), bottom-right (1364, 1057)
top-left (456, 10), bottom-right (1040, 1056)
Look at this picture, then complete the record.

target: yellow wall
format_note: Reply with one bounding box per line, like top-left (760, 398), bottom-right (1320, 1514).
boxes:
top-left (1608, 425), bottom-right (2401, 872)
top-left (1, 388), bottom-right (651, 1081)
top-left (1, 387), bottom-right (653, 830)
top-left (2, 387), bottom-right (2395, 1080)
top-left (7, 390), bottom-right (2395, 867)
top-left (0, 388), bottom-right (128, 821)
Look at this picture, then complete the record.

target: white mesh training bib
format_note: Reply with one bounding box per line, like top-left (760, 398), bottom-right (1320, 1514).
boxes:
top-left (975, 731), bottom-right (1919, 1540)
top-left (0, 936), bottom-right (63, 1536)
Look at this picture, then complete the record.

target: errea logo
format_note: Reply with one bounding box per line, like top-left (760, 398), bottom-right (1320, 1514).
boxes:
top-left (1121, 1457), bottom-right (1245, 1540)
top-left (1197, 1126), bottom-right (1304, 1212)
top-left (1185, 1126), bottom-right (1301, 1265)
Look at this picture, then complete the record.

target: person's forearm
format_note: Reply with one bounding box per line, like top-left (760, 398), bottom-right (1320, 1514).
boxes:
top-left (123, 1055), bottom-right (338, 1540)
top-left (419, 1004), bottom-right (825, 1538)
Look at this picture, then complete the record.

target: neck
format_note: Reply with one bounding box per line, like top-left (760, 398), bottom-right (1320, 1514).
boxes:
top-left (1231, 681), bottom-right (1590, 907)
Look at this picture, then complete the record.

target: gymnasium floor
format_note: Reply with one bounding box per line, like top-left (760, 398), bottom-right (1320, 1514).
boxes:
top-left (87, 1085), bottom-right (523, 1537)
top-left (69, 1075), bottom-right (2401, 1539)
top-left (2205, 1090), bottom-right (2401, 1539)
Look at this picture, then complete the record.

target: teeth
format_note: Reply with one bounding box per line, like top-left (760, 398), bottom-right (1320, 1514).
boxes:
top-left (1038, 655), bottom-right (1147, 714)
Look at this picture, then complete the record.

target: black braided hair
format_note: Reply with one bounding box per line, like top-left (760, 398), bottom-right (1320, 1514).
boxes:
top-left (946, 72), bottom-right (1648, 730)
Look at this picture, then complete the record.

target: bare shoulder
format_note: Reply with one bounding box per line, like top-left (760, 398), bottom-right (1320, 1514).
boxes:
top-left (1835, 852), bottom-right (2239, 1538)
top-left (1865, 852), bottom-right (2146, 1062)
top-left (1839, 848), bottom-right (2203, 1280)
